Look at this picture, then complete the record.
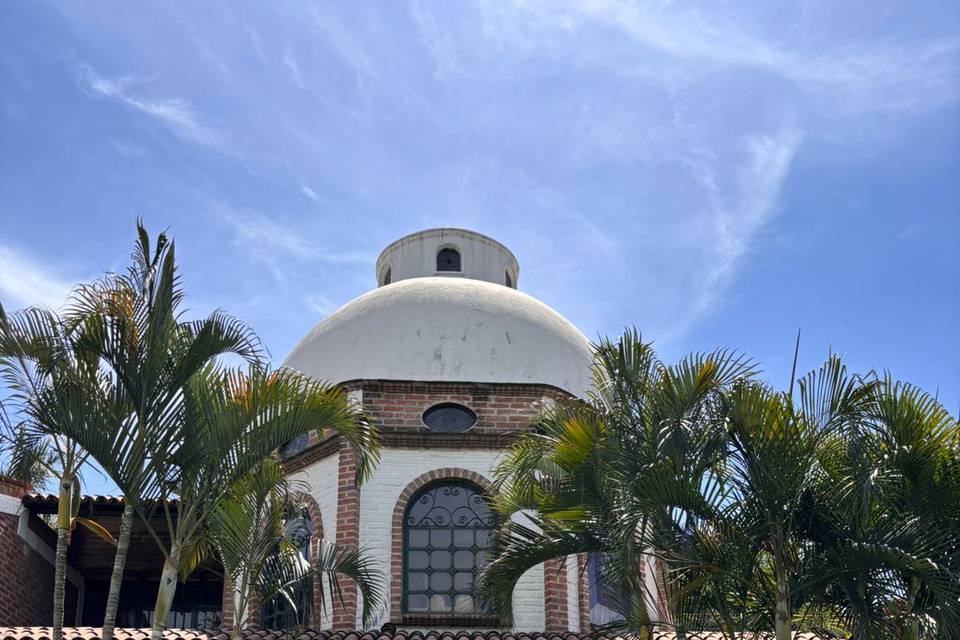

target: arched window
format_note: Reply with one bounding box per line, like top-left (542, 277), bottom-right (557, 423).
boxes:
top-left (436, 248), bottom-right (461, 272)
top-left (260, 512), bottom-right (314, 628)
top-left (505, 270), bottom-right (513, 288)
top-left (383, 267), bottom-right (392, 285)
top-left (403, 481), bottom-right (494, 615)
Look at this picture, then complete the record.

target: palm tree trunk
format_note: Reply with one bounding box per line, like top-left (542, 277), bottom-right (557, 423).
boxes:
top-left (151, 543), bottom-right (181, 640)
top-left (53, 475), bottom-right (74, 640)
top-left (102, 503), bottom-right (135, 640)
top-left (53, 526), bottom-right (69, 639)
top-left (773, 553), bottom-right (791, 640)
top-left (902, 576), bottom-right (921, 640)
top-left (230, 572), bottom-right (249, 640)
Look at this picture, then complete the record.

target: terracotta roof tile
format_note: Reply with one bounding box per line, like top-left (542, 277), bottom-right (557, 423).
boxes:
top-left (0, 629), bottom-right (826, 640)
top-left (20, 494), bottom-right (180, 510)
top-left (23, 493), bottom-right (127, 506)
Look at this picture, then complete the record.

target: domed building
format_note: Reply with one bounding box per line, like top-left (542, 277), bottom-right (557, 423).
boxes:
top-left (274, 228), bottom-right (595, 632)
top-left (0, 228), bottom-right (611, 634)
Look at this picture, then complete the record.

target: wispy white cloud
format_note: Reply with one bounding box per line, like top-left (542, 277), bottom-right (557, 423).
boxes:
top-left (301, 185), bottom-right (324, 204)
top-left (76, 63), bottom-right (225, 147)
top-left (410, 0), bottom-right (463, 79)
top-left (435, 0), bottom-right (956, 342)
top-left (0, 245), bottom-right (77, 311)
top-left (686, 129), bottom-right (803, 333)
top-left (303, 293), bottom-right (340, 316)
top-left (34, 1), bottom-right (956, 355)
top-left (213, 203), bottom-right (375, 284)
top-left (479, 0), bottom-right (959, 112)
top-left (283, 48), bottom-right (305, 88)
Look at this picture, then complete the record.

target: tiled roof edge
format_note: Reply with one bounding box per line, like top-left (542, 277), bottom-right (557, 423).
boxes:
top-left (0, 628), bottom-right (824, 640)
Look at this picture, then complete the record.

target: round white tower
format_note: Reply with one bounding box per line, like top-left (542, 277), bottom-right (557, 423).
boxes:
top-left (375, 228), bottom-right (520, 288)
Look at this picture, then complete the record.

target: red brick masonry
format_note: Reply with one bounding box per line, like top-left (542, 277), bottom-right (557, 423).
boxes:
top-left (358, 381), bottom-right (567, 435)
top-left (542, 557), bottom-right (568, 633)
top-left (333, 444), bottom-right (360, 630)
top-left (0, 477), bottom-right (58, 625)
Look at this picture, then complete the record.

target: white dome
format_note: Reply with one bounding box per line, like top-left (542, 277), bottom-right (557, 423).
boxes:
top-left (284, 277), bottom-right (593, 396)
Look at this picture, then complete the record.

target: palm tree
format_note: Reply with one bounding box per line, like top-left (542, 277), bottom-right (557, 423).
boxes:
top-left (0, 401), bottom-right (54, 487)
top-left (482, 329), bottom-right (959, 639)
top-left (0, 304), bottom-right (116, 640)
top-left (801, 373), bottom-right (960, 638)
top-left (55, 221), bottom-right (263, 640)
top-left (480, 330), bottom-right (755, 636)
top-left (139, 364), bottom-right (379, 640)
top-left (715, 356), bottom-right (872, 640)
top-left (210, 459), bottom-right (385, 637)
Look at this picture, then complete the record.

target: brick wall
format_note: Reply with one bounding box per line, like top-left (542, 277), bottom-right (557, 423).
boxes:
top-left (577, 553), bottom-right (590, 631)
top-left (332, 444), bottom-right (359, 630)
top-left (0, 513), bottom-right (60, 624)
top-left (543, 557), bottom-right (568, 632)
top-left (0, 476), bottom-right (58, 625)
top-left (358, 380), bottom-right (566, 434)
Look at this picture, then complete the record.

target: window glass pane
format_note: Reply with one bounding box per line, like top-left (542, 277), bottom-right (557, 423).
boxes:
top-left (454, 594), bottom-right (475, 613)
top-left (436, 248), bottom-right (461, 272)
top-left (408, 550), bottom-right (428, 570)
top-left (475, 530), bottom-right (490, 548)
top-left (409, 530), bottom-right (429, 548)
top-left (454, 550), bottom-right (474, 570)
top-left (431, 550), bottom-right (452, 569)
top-left (430, 594), bottom-right (453, 612)
top-left (280, 433), bottom-right (309, 458)
top-left (454, 572), bottom-right (473, 591)
top-left (430, 529), bottom-right (451, 547)
top-left (430, 572), bottom-right (452, 591)
top-left (453, 529), bottom-right (473, 547)
top-left (422, 403), bottom-right (477, 433)
top-left (408, 572), bottom-right (428, 591)
top-left (408, 594), bottom-right (428, 612)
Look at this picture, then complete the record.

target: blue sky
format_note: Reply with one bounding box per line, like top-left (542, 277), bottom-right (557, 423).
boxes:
top-left (1, 2), bottom-right (958, 490)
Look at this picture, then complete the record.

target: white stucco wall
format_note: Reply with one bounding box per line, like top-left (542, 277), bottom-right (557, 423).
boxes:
top-left (289, 451), bottom-right (342, 546)
top-left (357, 447), bottom-right (545, 631)
top-left (375, 228), bottom-right (519, 288)
top-left (288, 451), bottom-right (341, 630)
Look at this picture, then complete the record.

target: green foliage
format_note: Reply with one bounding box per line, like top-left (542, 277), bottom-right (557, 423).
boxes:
top-left (0, 299), bottom-right (109, 640)
top-left (210, 460), bottom-right (385, 635)
top-left (481, 330), bottom-right (960, 639)
top-left (0, 402), bottom-right (55, 487)
top-left (0, 222), bottom-right (383, 638)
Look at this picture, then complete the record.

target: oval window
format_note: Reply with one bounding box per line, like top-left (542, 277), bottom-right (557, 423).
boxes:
top-left (280, 433), bottom-right (309, 458)
top-left (422, 403), bottom-right (477, 433)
